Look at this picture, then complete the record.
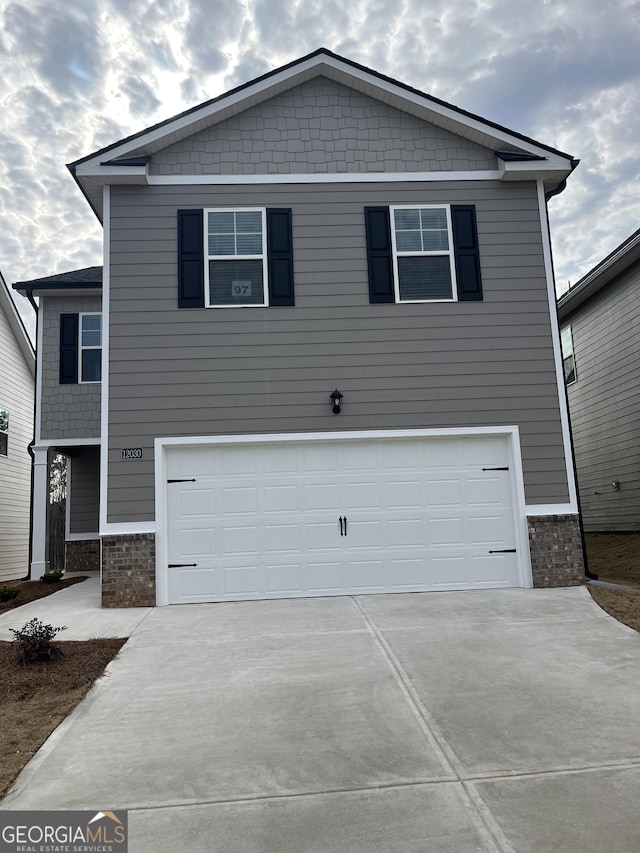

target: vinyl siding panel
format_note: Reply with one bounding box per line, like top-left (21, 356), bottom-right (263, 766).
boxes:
top-left (0, 299), bottom-right (34, 581)
top-left (68, 446), bottom-right (100, 535)
top-left (565, 262), bottom-right (640, 530)
top-left (106, 180), bottom-right (569, 523)
top-left (40, 296), bottom-right (101, 439)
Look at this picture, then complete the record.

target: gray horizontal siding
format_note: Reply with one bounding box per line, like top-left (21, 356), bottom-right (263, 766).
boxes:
top-left (565, 261), bottom-right (640, 530)
top-left (148, 77), bottom-right (496, 176)
top-left (40, 296), bottom-right (101, 440)
top-left (106, 179), bottom-right (569, 523)
top-left (68, 446), bottom-right (100, 535)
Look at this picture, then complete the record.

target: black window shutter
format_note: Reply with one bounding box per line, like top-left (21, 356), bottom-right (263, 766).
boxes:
top-left (365, 207), bottom-right (394, 303)
top-left (178, 209), bottom-right (205, 308)
top-left (452, 205), bottom-right (483, 301)
top-left (60, 313), bottom-right (79, 384)
top-left (266, 208), bottom-right (294, 306)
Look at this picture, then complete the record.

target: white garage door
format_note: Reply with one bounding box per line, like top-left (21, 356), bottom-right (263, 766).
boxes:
top-left (164, 434), bottom-right (523, 604)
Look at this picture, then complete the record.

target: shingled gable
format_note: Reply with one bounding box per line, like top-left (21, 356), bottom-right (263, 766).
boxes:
top-left (68, 48), bottom-right (578, 222)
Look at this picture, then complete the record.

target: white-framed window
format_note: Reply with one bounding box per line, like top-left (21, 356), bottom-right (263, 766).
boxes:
top-left (0, 409), bottom-right (8, 456)
top-left (80, 313), bottom-right (102, 383)
top-left (204, 208), bottom-right (268, 308)
top-left (561, 325), bottom-right (576, 384)
top-left (390, 205), bottom-right (457, 302)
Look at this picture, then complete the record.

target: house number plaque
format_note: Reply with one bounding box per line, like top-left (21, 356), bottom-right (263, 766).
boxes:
top-left (121, 447), bottom-right (143, 460)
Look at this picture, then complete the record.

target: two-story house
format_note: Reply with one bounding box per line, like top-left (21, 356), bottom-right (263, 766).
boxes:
top-left (15, 49), bottom-right (584, 607)
top-left (558, 228), bottom-right (640, 531)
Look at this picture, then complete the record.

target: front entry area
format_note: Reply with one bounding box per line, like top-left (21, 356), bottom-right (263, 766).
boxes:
top-left (161, 431), bottom-right (527, 605)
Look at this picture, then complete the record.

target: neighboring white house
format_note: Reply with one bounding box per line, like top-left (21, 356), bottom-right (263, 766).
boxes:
top-left (0, 271), bottom-right (35, 582)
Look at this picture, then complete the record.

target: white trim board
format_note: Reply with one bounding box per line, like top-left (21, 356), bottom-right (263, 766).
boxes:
top-left (36, 438), bottom-right (100, 448)
top-left (154, 425), bottom-right (533, 606)
top-left (99, 186), bottom-right (111, 534)
top-left (526, 504), bottom-right (579, 517)
top-left (148, 171), bottom-right (503, 186)
top-left (536, 179), bottom-right (579, 515)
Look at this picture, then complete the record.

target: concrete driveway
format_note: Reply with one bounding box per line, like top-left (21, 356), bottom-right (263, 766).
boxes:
top-left (2, 582), bottom-right (640, 852)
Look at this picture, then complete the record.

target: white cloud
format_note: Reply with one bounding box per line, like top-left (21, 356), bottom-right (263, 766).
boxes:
top-left (0, 0), bottom-right (638, 319)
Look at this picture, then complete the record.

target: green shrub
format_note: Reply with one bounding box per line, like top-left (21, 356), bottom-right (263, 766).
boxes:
top-left (10, 618), bottom-right (67, 664)
top-left (0, 585), bottom-right (20, 602)
top-left (40, 569), bottom-right (64, 584)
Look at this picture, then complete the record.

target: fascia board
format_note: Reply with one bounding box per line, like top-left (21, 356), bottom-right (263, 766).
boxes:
top-left (558, 230), bottom-right (640, 319)
top-left (72, 52), bottom-right (574, 173)
top-left (0, 275), bottom-right (35, 372)
top-left (74, 164), bottom-right (148, 182)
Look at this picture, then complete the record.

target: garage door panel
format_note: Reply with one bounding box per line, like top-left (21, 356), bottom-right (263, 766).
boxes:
top-left (425, 479), bottom-right (462, 506)
top-left (428, 516), bottom-right (465, 547)
top-left (221, 487), bottom-right (258, 515)
top-left (168, 525), bottom-right (216, 561)
top-left (347, 559), bottom-right (385, 590)
top-left (165, 434), bottom-right (523, 603)
top-left (263, 485), bottom-right (299, 513)
top-left (307, 561), bottom-right (344, 592)
top-left (223, 564), bottom-right (260, 596)
top-left (168, 566), bottom-right (217, 602)
top-left (223, 526), bottom-right (259, 555)
top-left (266, 563), bottom-right (302, 593)
top-left (304, 483), bottom-right (339, 511)
top-left (346, 520), bottom-right (383, 548)
top-left (264, 524), bottom-right (300, 553)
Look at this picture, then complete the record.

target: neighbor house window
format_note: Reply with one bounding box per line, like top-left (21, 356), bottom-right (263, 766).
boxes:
top-left (205, 209), bottom-right (268, 307)
top-left (0, 409), bottom-right (8, 456)
top-left (390, 205), bottom-right (457, 302)
top-left (561, 325), bottom-right (576, 384)
top-left (80, 314), bottom-right (102, 382)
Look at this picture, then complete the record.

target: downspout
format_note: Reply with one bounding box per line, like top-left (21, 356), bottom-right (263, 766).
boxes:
top-left (24, 286), bottom-right (39, 581)
top-left (545, 175), bottom-right (597, 581)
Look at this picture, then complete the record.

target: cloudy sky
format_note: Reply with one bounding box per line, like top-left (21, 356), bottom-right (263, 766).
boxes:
top-left (1, 0), bottom-right (638, 334)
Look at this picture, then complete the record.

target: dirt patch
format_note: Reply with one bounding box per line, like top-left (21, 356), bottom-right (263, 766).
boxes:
top-left (585, 533), bottom-right (640, 633)
top-left (0, 576), bottom-right (89, 613)
top-left (0, 637), bottom-right (126, 799)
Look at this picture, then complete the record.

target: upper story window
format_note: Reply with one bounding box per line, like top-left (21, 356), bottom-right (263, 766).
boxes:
top-left (60, 313), bottom-right (102, 385)
top-left (80, 314), bottom-right (102, 383)
top-left (390, 206), bottom-right (457, 302)
top-left (205, 209), bottom-right (268, 307)
top-left (0, 409), bottom-right (8, 456)
top-left (561, 325), bottom-right (576, 384)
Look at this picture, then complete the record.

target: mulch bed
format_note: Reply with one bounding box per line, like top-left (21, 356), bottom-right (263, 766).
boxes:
top-left (0, 638), bottom-right (126, 799)
top-left (0, 576), bottom-right (89, 613)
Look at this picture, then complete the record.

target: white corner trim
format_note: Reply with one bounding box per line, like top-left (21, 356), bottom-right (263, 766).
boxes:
top-left (537, 179), bottom-right (579, 514)
top-left (99, 185), bottom-right (110, 534)
top-left (526, 504), bottom-right (579, 517)
top-left (35, 301), bottom-right (44, 443)
top-left (148, 170), bottom-right (503, 186)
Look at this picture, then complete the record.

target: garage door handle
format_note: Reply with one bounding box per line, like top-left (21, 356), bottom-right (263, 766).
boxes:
top-left (344, 516), bottom-right (348, 536)
top-left (339, 516), bottom-right (344, 536)
top-left (168, 563), bottom-right (198, 568)
top-left (482, 467), bottom-right (509, 472)
top-left (488, 549), bottom-right (516, 554)
top-left (167, 478), bottom-right (197, 484)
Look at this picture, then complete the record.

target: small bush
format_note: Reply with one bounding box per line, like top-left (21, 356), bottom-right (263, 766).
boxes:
top-left (40, 569), bottom-right (64, 584)
top-left (0, 585), bottom-right (20, 602)
top-left (10, 618), bottom-right (67, 665)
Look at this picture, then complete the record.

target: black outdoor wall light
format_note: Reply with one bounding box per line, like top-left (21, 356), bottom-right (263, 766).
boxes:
top-left (330, 388), bottom-right (344, 414)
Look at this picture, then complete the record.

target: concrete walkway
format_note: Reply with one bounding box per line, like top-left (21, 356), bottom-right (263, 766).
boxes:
top-left (2, 581), bottom-right (640, 852)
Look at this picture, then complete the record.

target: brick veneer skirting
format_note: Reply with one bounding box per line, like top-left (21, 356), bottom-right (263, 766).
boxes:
top-left (65, 538), bottom-right (100, 573)
top-left (528, 514), bottom-right (585, 587)
top-left (101, 533), bottom-right (156, 608)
